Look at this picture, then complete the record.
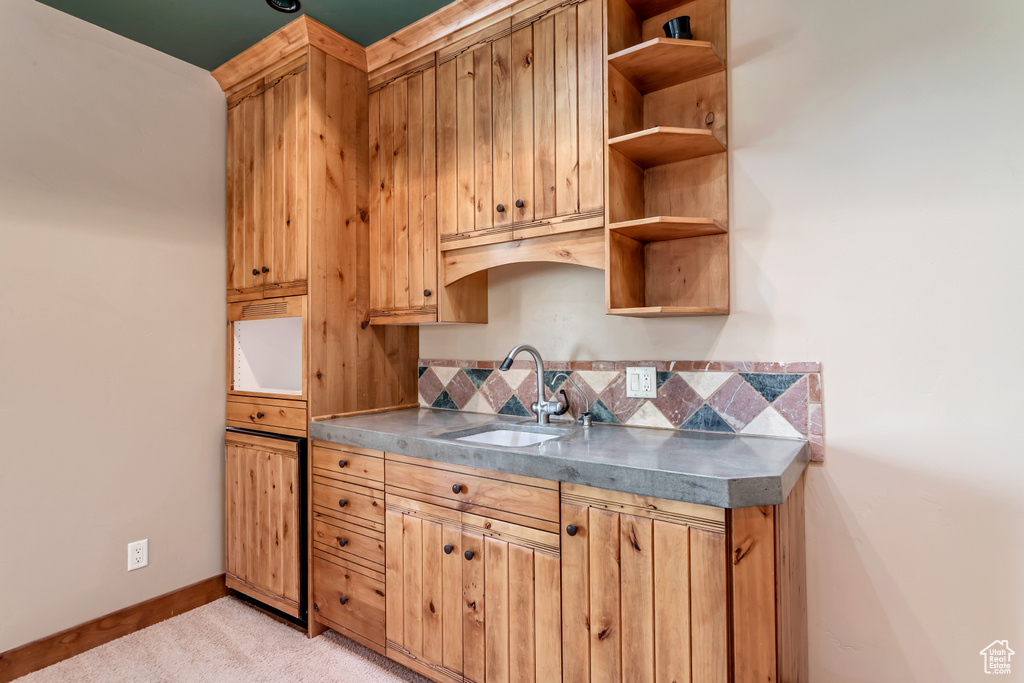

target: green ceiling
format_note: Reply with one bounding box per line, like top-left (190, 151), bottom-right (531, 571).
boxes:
top-left (36, 0), bottom-right (453, 71)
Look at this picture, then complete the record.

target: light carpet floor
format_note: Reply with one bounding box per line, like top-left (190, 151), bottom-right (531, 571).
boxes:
top-left (19, 597), bottom-right (430, 682)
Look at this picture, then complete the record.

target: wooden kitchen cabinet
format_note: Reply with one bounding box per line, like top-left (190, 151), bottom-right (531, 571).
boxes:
top-left (368, 59), bottom-right (487, 325)
top-left (384, 453), bottom-right (562, 682)
top-left (436, 0), bottom-right (604, 252)
top-left (225, 57), bottom-right (308, 302)
top-left (224, 430), bottom-right (302, 618)
top-left (560, 479), bottom-right (808, 683)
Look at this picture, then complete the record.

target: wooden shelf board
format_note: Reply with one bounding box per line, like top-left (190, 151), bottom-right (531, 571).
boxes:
top-left (625, 0), bottom-right (693, 20)
top-left (608, 38), bottom-right (724, 93)
top-left (608, 216), bottom-right (726, 242)
top-left (609, 127), bottom-right (725, 168)
top-left (607, 305), bottom-right (728, 318)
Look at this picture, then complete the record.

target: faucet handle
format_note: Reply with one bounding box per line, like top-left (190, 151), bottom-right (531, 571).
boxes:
top-left (554, 389), bottom-right (570, 416)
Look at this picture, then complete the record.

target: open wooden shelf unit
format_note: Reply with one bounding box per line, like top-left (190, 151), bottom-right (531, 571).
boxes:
top-left (605, 0), bottom-right (730, 317)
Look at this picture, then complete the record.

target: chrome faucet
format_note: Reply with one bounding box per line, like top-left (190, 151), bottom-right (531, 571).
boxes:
top-left (498, 344), bottom-right (564, 424)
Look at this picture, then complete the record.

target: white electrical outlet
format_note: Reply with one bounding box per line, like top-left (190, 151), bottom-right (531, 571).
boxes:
top-left (128, 539), bottom-right (148, 571)
top-left (626, 367), bottom-right (657, 399)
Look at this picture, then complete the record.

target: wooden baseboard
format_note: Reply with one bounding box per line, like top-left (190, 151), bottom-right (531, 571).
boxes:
top-left (0, 574), bottom-right (228, 682)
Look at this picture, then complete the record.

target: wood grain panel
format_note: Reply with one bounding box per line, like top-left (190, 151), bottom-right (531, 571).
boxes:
top-left (534, 550), bottom-right (562, 682)
top-left (407, 72), bottom-right (426, 310)
top-left (654, 520), bottom-right (691, 682)
top-left (385, 508), bottom-right (405, 645)
top-left (456, 50), bottom-right (478, 235)
top-left (393, 78), bottom-right (411, 311)
top-left (312, 552), bottom-right (385, 648)
top-left (509, 544), bottom-right (536, 683)
top-left (511, 24), bottom-right (535, 224)
top-left (777, 475), bottom-right (809, 682)
top-left (312, 516), bottom-right (385, 570)
top-left (492, 34), bottom-right (514, 230)
top-left (310, 441), bottom-right (384, 487)
top-left (473, 43), bottom-right (494, 233)
top-left (437, 57), bottom-right (459, 244)
top-left (690, 529), bottom-right (728, 683)
top-left (484, 536), bottom-right (510, 683)
top-left (368, 88), bottom-right (382, 312)
top-left (588, 508), bottom-right (621, 683)
top-left (403, 515), bottom-right (424, 654)
top-left (619, 514), bottom-right (654, 683)
top-left (462, 530), bottom-right (486, 683)
top-left (532, 14), bottom-right (556, 220)
top-left (421, 519), bottom-right (445, 666)
top-left (560, 502), bottom-right (590, 683)
top-left (379, 81), bottom-right (396, 312)
top-left (553, 5), bottom-right (579, 218)
top-left (731, 505), bottom-right (778, 682)
top-left (311, 476), bottom-right (385, 528)
top-left (442, 524), bottom-right (465, 674)
top-left (577, 0), bottom-right (604, 214)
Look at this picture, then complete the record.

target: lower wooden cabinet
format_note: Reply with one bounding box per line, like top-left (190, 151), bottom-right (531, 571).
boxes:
top-left (384, 494), bottom-right (561, 683)
top-left (224, 430), bottom-right (303, 618)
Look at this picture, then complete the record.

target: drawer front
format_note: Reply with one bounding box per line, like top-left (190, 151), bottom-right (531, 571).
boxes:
top-left (385, 457), bottom-right (560, 531)
top-left (227, 400), bottom-right (307, 433)
top-left (312, 476), bottom-right (385, 528)
top-left (311, 442), bottom-right (384, 486)
top-left (312, 516), bottom-right (385, 570)
top-left (312, 553), bottom-right (385, 647)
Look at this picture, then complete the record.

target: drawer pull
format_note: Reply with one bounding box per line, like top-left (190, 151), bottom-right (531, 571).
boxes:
top-left (515, 199), bottom-right (525, 208)
top-left (464, 550), bottom-right (475, 561)
top-left (444, 544), bottom-right (454, 555)
top-left (252, 268), bottom-right (259, 276)
top-left (339, 596), bottom-right (349, 605)
top-left (566, 524), bottom-right (578, 537)
top-left (261, 266), bottom-right (269, 274)
top-left (255, 412), bottom-right (264, 419)
top-left (338, 499), bottom-right (348, 508)
top-left (496, 203), bottom-right (506, 213)
top-left (452, 484), bottom-right (463, 494)
top-left (338, 538), bottom-right (348, 547)
top-left (338, 459), bottom-right (347, 468)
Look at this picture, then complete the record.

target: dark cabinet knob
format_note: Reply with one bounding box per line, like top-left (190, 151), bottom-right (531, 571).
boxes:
top-left (313, 604), bottom-right (320, 613)
top-left (339, 596), bottom-right (349, 605)
top-left (566, 525), bottom-right (578, 536)
top-left (261, 266), bottom-right (269, 273)
top-left (338, 538), bottom-right (348, 547)
top-left (496, 204), bottom-right (506, 213)
top-left (252, 268), bottom-right (259, 276)
top-left (464, 550), bottom-right (475, 561)
top-left (255, 412), bottom-right (264, 419)
top-left (452, 484), bottom-right (463, 494)
top-left (424, 289), bottom-right (432, 297)
top-left (515, 199), bottom-right (525, 208)
top-left (338, 499), bottom-right (348, 508)
top-left (338, 460), bottom-right (347, 468)
top-left (444, 544), bottom-right (454, 555)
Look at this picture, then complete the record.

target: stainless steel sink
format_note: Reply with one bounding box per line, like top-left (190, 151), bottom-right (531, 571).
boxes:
top-left (441, 422), bottom-right (575, 448)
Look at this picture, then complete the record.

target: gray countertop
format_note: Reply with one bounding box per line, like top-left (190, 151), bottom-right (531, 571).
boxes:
top-left (309, 408), bottom-right (809, 509)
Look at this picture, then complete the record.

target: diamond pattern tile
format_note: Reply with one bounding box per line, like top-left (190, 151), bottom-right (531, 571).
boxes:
top-left (740, 373), bottom-right (802, 403)
top-left (681, 405), bottom-right (734, 433)
top-left (708, 374), bottom-right (769, 431)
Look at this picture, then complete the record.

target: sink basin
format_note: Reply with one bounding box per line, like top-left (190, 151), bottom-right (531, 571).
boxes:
top-left (442, 422), bottom-right (574, 448)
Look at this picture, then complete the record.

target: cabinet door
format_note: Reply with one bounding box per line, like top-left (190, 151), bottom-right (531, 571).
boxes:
top-left (561, 497), bottom-right (728, 683)
top-left (437, 23), bottom-right (516, 252)
top-left (226, 84), bottom-right (265, 301)
top-left (261, 60), bottom-right (309, 295)
top-left (461, 514), bottom-right (562, 683)
top-left (385, 495), bottom-right (466, 681)
top-left (513, 0), bottom-right (604, 241)
top-left (224, 431), bottom-right (301, 617)
top-left (370, 66), bottom-right (439, 323)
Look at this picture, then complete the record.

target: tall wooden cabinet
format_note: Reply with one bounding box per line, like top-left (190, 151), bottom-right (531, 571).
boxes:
top-left (224, 431), bottom-right (303, 617)
top-left (213, 16), bottom-right (419, 623)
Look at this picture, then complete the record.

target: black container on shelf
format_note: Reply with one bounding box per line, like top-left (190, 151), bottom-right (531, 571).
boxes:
top-left (663, 16), bottom-right (693, 40)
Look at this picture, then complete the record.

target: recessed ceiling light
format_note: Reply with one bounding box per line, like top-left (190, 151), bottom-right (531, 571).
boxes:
top-left (266, 0), bottom-right (300, 12)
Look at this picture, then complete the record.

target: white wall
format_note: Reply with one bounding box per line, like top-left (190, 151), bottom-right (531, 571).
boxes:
top-left (0, 0), bottom-right (225, 650)
top-left (422, 0), bottom-right (1024, 680)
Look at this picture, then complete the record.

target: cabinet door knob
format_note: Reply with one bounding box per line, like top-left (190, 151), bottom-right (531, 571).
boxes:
top-left (338, 499), bottom-right (348, 508)
top-left (566, 524), bottom-right (578, 536)
top-left (424, 289), bottom-right (432, 297)
top-left (338, 460), bottom-right (347, 468)
top-left (338, 538), bottom-right (348, 547)
top-left (339, 596), bottom-right (349, 605)
top-left (255, 412), bottom-right (264, 419)
top-left (452, 484), bottom-right (463, 494)
top-left (515, 199), bottom-right (525, 208)
top-left (496, 204), bottom-right (505, 213)
top-left (444, 544), bottom-right (454, 555)
top-left (313, 604), bottom-right (320, 613)
top-left (252, 268), bottom-right (259, 276)
top-left (261, 266), bottom-right (269, 273)
top-left (464, 550), bottom-right (475, 561)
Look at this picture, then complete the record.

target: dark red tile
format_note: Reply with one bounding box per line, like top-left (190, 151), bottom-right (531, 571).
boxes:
top-left (593, 361), bottom-right (617, 371)
top-left (784, 362), bottom-right (820, 373)
top-left (752, 362), bottom-right (788, 373)
top-left (809, 403), bottom-right (823, 436)
top-left (599, 373), bottom-right (643, 423)
top-left (480, 373), bottom-right (513, 412)
top-left (708, 374), bottom-right (768, 431)
top-left (418, 368), bottom-right (444, 405)
top-left (568, 361), bottom-right (593, 371)
top-left (809, 434), bottom-right (824, 462)
top-left (774, 376), bottom-right (809, 436)
top-left (651, 374), bottom-right (704, 427)
top-left (719, 361), bottom-right (754, 372)
top-left (809, 373), bottom-right (822, 402)
top-left (445, 370), bottom-right (477, 409)
top-left (515, 374), bottom-right (540, 414)
top-left (476, 360), bottom-right (496, 369)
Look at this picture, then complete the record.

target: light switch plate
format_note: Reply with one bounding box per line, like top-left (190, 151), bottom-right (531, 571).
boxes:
top-left (626, 367), bottom-right (657, 399)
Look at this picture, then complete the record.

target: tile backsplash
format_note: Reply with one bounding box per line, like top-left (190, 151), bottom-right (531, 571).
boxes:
top-left (418, 359), bottom-right (825, 462)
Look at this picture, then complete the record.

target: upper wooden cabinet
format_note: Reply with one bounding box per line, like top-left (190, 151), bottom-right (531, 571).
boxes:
top-left (226, 57), bottom-right (309, 302)
top-left (436, 0), bottom-right (604, 252)
top-left (368, 60), bottom-right (487, 325)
